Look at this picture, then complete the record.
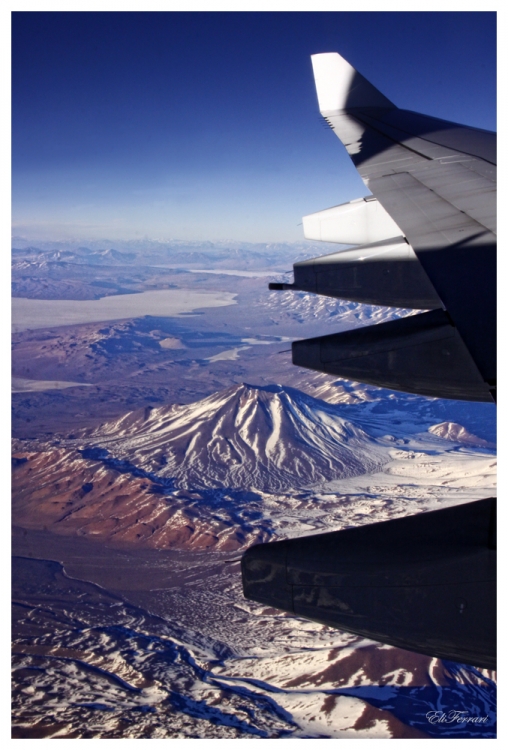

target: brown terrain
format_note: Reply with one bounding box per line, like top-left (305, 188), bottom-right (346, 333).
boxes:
top-left (11, 443), bottom-right (269, 551)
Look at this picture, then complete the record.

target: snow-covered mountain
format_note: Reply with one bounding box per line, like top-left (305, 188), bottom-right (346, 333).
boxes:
top-left (428, 421), bottom-right (495, 448)
top-left (260, 288), bottom-right (419, 328)
top-left (78, 384), bottom-right (387, 492)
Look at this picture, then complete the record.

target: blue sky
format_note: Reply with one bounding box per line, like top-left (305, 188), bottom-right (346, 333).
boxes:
top-left (11, 11), bottom-right (496, 244)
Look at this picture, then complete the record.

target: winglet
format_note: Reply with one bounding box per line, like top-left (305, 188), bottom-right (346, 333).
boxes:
top-left (311, 53), bottom-right (395, 114)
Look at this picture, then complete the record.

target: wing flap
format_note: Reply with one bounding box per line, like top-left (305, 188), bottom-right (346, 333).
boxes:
top-left (242, 498), bottom-right (496, 668)
top-left (302, 196), bottom-right (402, 245)
top-left (292, 238), bottom-right (441, 309)
top-left (292, 309), bottom-right (492, 402)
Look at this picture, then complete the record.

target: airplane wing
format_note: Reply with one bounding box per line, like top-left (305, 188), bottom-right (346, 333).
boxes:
top-left (243, 53), bottom-right (496, 670)
top-left (271, 52), bottom-right (496, 403)
top-left (243, 497), bottom-right (496, 669)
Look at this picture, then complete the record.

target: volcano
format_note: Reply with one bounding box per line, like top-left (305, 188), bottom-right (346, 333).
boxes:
top-left (78, 384), bottom-right (386, 492)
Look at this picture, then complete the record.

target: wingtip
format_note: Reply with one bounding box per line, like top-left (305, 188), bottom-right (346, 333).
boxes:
top-left (311, 52), bottom-right (395, 114)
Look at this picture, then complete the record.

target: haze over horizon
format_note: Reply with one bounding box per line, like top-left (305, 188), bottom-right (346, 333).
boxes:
top-left (12, 11), bottom-right (496, 243)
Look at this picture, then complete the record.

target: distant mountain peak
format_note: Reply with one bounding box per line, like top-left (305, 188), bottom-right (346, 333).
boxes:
top-left (428, 421), bottom-right (495, 448)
